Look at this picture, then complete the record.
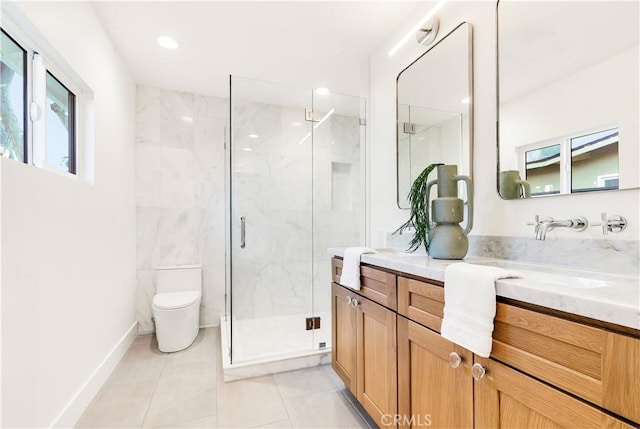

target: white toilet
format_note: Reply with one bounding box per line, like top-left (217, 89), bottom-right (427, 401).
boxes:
top-left (153, 265), bottom-right (202, 353)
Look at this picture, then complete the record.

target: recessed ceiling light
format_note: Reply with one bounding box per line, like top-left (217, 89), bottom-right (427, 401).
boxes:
top-left (315, 87), bottom-right (330, 95)
top-left (243, 147), bottom-right (253, 151)
top-left (181, 116), bottom-right (193, 122)
top-left (157, 36), bottom-right (179, 50)
top-left (291, 122), bottom-right (302, 127)
top-left (248, 134), bottom-right (259, 139)
top-left (461, 97), bottom-right (470, 104)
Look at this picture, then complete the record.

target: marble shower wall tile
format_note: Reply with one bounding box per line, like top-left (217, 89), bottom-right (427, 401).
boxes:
top-left (312, 114), bottom-right (364, 315)
top-left (135, 86), bottom-right (227, 333)
top-left (231, 99), bottom-right (364, 321)
top-left (137, 85), bottom-right (365, 332)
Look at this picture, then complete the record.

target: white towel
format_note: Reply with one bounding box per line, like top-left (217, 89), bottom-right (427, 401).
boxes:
top-left (340, 247), bottom-right (377, 290)
top-left (441, 263), bottom-right (522, 357)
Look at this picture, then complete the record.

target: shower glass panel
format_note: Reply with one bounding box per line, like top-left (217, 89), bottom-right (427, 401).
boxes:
top-left (311, 91), bottom-right (366, 351)
top-left (229, 75), bottom-right (365, 365)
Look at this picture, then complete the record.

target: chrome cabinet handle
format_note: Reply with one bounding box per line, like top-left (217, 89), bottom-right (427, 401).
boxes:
top-left (346, 296), bottom-right (352, 305)
top-left (351, 298), bottom-right (359, 308)
top-left (448, 352), bottom-right (462, 369)
top-left (240, 216), bottom-right (246, 248)
top-left (472, 363), bottom-right (486, 381)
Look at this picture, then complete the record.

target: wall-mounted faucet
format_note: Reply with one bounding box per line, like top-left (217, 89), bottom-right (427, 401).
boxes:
top-left (528, 215), bottom-right (588, 240)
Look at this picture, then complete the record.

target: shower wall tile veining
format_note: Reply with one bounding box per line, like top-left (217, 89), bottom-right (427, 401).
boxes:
top-left (228, 77), bottom-right (365, 367)
top-left (232, 101), bottom-right (362, 322)
top-left (135, 82), bottom-right (364, 350)
top-left (135, 86), bottom-right (227, 333)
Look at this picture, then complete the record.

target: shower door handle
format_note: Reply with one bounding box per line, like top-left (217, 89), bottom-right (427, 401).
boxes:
top-left (240, 216), bottom-right (246, 248)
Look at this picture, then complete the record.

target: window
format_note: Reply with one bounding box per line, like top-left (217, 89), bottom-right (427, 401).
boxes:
top-left (0, 25), bottom-right (80, 175)
top-left (520, 126), bottom-right (619, 196)
top-left (46, 71), bottom-right (75, 173)
top-left (525, 144), bottom-right (561, 195)
top-left (570, 128), bottom-right (618, 193)
top-left (0, 28), bottom-right (27, 162)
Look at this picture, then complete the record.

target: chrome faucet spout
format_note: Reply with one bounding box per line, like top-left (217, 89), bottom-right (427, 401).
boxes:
top-left (532, 216), bottom-right (588, 240)
top-left (536, 218), bottom-right (550, 240)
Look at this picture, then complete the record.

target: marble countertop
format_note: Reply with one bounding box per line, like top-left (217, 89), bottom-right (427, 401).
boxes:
top-left (329, 248), bottom-right (640, 330)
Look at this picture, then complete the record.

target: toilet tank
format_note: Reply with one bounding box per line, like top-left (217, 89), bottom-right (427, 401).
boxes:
top-left (156, 265), bottom-right (202, 294)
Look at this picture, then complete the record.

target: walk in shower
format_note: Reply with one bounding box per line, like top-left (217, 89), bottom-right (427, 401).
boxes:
top-left (221, 76), bottom-right (365, 377)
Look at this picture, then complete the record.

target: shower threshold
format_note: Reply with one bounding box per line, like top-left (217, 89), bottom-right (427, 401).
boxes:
top-left (219, 314), bottom-right (331, 382)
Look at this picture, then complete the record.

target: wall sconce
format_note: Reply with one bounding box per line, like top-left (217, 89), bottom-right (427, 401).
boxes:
top-left (388, 0), bottom-right (448, 56)
top-left (416, 17), bottom-right (439, 46)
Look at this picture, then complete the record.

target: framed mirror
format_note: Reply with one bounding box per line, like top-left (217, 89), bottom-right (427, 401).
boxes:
top-left (497, 1), bottom-right (639, 199)
top-left (397, 22), bottom-right (473, 208)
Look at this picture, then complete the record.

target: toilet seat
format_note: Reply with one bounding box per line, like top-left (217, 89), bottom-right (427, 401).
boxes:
top-left (152, 291), bottom-right (201, 310)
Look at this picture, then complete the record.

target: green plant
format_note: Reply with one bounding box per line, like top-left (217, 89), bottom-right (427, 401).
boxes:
top-left (394, 163), bottom-right (443, 252)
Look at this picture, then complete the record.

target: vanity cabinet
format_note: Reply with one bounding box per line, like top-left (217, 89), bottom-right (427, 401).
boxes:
top-left (331, 283), bottom-right (357, 392)
top-left (330, 257), bottom-right (640, 428)
top-left (397, 316), bottom-right (473, 429)
top-left (474, 356), bottom-right (635, 429)
top-left (331, 282), bottom-right (398, 427)
top-left (398, 276), bottom-right (444, 333)
top-left (332, 258), bottom-right (397, 310)
top-left (491, 303), bottom-right (640, 423)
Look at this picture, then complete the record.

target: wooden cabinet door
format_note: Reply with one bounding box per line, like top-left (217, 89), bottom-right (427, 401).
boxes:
top-left (331, 283), bottom-right (357, 393)
top-left (397, 317), bottom-right (473, 429)
top-left (356, 294), bottom-right (398, 427)
top-left (474, 356), bottom-right (636, 429)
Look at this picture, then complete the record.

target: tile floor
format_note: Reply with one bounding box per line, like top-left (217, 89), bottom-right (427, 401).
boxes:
top-left (76, 328), bottom-right (374, 429)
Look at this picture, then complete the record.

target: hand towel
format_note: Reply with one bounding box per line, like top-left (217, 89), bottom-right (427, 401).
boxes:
top-left (340, 247), bottom-right (377, 290)
top-left (441, 263), bottom-right (522, 357)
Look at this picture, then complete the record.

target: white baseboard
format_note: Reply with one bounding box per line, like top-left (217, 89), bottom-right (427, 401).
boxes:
top-left (51, 322), bottom-right (138, 428)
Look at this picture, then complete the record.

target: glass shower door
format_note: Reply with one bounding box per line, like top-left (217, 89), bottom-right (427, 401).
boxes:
top-left (230, 76), bottom-right (315, 363)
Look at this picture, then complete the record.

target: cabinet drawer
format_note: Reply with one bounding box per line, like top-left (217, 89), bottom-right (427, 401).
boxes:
top-left (491, 303), bottom-right (640, 424)
top-left (475, 356), bottom-right (636, 429)
top-left (332, 258), bottom-right (397, 310)
top-left (398, 276), bottom-right (444, 332)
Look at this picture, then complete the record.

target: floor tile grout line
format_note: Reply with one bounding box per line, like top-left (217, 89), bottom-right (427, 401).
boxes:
top-left (139, 351), bottom-right (168, 428)
top-left (274, 374), bottom-right (295, 428)
top-left (276, 384), bottom-right (341, 402)
top-left (153, 411), bottom-right (217, 429)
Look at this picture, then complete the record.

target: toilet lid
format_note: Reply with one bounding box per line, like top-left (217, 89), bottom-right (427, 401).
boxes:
top-left (153, 291), bottom-right (201, 310)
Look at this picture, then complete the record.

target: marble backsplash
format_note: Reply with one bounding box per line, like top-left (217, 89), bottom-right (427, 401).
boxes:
top-left (386, 231), bottom-right (640, 276)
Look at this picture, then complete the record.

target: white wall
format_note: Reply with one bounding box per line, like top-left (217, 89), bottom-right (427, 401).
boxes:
top-left (368, 1), bottom-right (639, 245)
top-left (501, 47), bottom-right (639, 189)
top-left (1, 2), bottom-right (136, 428)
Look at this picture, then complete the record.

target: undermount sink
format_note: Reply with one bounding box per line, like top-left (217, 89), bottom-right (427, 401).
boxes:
top-left (513, 270), bottom-right (615, 289)
top-left (469, 260), bottom-right (622, 289)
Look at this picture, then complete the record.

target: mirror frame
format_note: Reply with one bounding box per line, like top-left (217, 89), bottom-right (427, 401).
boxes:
top-left (495, 0), bottom-right (639, 200)
top-left (396, 22), bottom-right (474, 209)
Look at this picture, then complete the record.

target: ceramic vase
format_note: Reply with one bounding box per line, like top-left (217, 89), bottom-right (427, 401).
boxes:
top-left (425, 165), bottom-right (474, 259)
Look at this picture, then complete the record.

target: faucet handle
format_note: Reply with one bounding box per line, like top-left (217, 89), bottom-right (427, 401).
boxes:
top-left (597, 212), bottom-right (608, 235)
top-left (592, 213), bottom-right (627, 235)
top-left (526, 215), bottom-right (539, 227)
